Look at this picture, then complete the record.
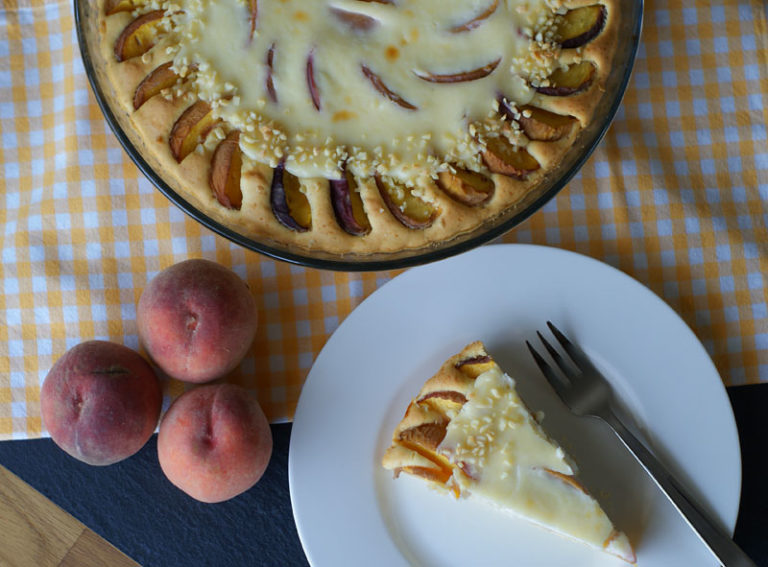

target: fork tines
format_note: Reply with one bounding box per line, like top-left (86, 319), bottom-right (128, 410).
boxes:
top-left (526, 338), bottom-right (570, 399)
top-left (527, 321), bottom-right (596, 405)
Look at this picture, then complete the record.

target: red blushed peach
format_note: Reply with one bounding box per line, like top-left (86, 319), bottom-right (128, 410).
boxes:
top-left (137, 259), bottom-right (258, 383)
top-left (40, 340), bottom-right (162, 466)
top-left (157, 384), bottom-right (272, 503)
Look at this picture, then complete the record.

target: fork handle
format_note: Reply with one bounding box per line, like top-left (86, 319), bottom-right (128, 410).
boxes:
top-left (603, 409), bottom-right (755, 567)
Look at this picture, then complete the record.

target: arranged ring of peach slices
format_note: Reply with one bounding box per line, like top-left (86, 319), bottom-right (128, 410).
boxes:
top-left (99, 0), bottom-right (618, 256)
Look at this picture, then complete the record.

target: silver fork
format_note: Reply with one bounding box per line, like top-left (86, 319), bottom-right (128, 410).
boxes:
top-left (527, 321), bottom-right (755, 567)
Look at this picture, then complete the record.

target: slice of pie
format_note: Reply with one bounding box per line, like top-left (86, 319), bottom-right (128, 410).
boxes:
top-left (382, 341), bottom-right (636, 564)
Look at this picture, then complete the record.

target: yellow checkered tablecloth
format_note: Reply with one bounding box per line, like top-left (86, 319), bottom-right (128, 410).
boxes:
top-left (1, 0), bottom-right (766, 440)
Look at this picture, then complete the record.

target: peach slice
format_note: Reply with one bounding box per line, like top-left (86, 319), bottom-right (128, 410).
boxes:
top-left (265, 43), bottom-right (277, 103)
top-left (361, 65), bottom-right (417, 110)
top-left (114, 10), bottom-right (165, 62)
top-left (330, 172), bottom-right (371, 236)
top-left (395, 412), bottom-right (453, 484)
top-left (331, 7), bottom-right (378, 32)
top-left (248, 0), bottom-right (258, 42)
top-left (415, 57), bottom-right (501, 83)
top-left (556, 5), bottom-right (606, 49)
top-left (306, 50), bottom-right (321, 111)
top-left (482, 137), bottom-right (540, 179)
top-left (209, 130), bottom-right (243, 210)
top-left (399, 422), bottom-right (448, 452)
top-left (518, 106), bottom-right (576, 141)
top-left (543, 468), bottom-right (588, 494)
top-left (133, 62), bottom-right (179, 110)
top-left (436, 168), bottom-right (494, 206)
top-left (417, 390), bottom-right (467, 416)
top-left (376, 177), bottom-right (438, 229)
top-left (536, 61), bottom-right (596, 96)
top-left (418, 390), bottom-right (467, 405)
top-left (396, 463), bottom-right (453, 485)
top-left (169, 100), bottom-right (218, 163)
top-left (270, 162), bottom-right (311, 231)
top-left (455, 354), bottom-right (495, 378)
top-left (450, 0), bottom-right (498, 33)
top-left (105, 0), bottom-right (138, 15)
top-left (499, 102), bottom-right (577, 142)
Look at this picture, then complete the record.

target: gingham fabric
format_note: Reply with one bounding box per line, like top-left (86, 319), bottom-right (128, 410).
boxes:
top-left (1, 0), bottom-right (766, 439)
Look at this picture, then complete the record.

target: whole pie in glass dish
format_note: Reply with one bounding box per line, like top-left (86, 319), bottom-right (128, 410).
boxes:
top-left (92, 0), bottom-right (624, 262)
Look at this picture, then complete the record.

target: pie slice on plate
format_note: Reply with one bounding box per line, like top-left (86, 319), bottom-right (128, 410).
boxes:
top-left (382, 341), bottom-right (636, 564)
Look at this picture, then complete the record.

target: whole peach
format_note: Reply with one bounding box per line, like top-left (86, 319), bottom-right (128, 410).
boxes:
top-left (40, 340), bottom-right (162, 466)
top-left (137, 259), bottom-right (258, 383)
top-left (157, 384), bottom-right (272, 503)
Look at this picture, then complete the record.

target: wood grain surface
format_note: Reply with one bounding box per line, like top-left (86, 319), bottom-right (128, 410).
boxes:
top-left (0, 465), bottom-right (139, 567)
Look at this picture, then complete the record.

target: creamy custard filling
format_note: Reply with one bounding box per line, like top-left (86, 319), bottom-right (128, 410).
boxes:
top-left (439, 366), bottom-right (620, 547)
top-left (155, 0), bottom-right (561, 181)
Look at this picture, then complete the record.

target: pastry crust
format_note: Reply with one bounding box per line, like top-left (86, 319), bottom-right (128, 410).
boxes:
top-left (97, 1), bottom-right (620, 257)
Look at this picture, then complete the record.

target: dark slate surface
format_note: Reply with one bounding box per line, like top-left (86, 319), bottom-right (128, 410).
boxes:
top-left (0, 386), bottom-right (766, 566)
top-left (0, 423), bottom-right (308, 567)
top-left (729, 384), bottom-right (768, 566)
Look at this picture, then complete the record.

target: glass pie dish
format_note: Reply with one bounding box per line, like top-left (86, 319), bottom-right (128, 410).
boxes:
top-left (74, 0), bottom-right (643, 271)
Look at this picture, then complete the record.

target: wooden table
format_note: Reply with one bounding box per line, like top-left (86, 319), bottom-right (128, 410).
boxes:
top-left (0, 467), bottom-right (138, 567)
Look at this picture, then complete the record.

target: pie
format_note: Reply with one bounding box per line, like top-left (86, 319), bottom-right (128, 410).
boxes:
top-left (382, 341), bottom-right (636, 563)
top-left (97, 0), bottom-right (619, 257)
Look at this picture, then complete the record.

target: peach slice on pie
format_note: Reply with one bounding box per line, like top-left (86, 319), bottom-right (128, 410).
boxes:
top-left (415, 58), bottom-right (502, 83)
top-left (248, 0), bottom-right (258, 42)
top-left (536, 61), bottom-right (596, 96)
top-left (104, 0), bottom-right (138, 16)
top-left (331, 7), bottom-right (379, 32)
top-left (168, 101), bottom-right (219, 163)
top-left (265, 43), bottom-right (277, 103)
top-left (376, 177), bottom-right (438, 229)
top-left (306, 50), bottom-right (321, 111)
top-left (209, 130), bottom-right (243, 210)
top-left (330, 172), bottom-right (371, 236)
top-left (450, 0), bottom-right (499, 33)
top-left (517, 106), bottom-right (576, 142)
top-left (362, 65), bottom-right (417, 110)
top-left (133, 62), bottom-right (181, 110)
top-left (436, 168), bottom-right (495, 206)
top-left (498, 102), bottom-right (577, 142)
top-left (114, 10), bottom-right (166, 62)
top-left (556, 5), bottom-right (606, 49)
top-left (271, 162), bottom-right (311, 231)
top-left (482, 137), bottom-right (541, 179)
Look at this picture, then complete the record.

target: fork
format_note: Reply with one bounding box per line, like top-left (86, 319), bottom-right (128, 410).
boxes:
top-left (527, 321), bottom-right (756, 567)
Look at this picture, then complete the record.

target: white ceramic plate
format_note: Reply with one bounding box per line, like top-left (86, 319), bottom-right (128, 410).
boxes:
top-left (289, 244), bottom-right (741, 567)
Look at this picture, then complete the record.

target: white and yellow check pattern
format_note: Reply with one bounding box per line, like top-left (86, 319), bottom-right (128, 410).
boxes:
top-left (1, 0), bottom-right (766, 439)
